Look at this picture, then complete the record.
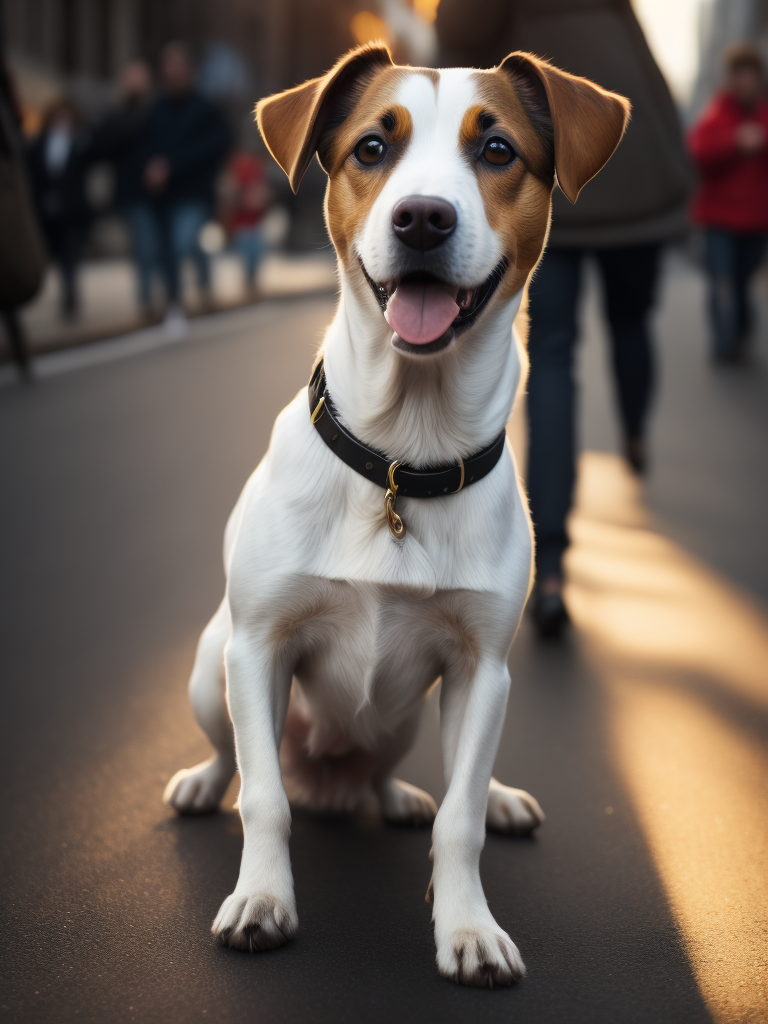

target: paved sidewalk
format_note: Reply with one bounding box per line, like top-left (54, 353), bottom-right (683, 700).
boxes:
top-left (5, 251), bottom-right (337, 360)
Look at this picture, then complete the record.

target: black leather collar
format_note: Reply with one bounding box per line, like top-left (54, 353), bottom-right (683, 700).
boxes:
top-left (308, 358), bottom-right (506, 498)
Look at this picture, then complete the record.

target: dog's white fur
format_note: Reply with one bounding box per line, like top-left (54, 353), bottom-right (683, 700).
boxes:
top-left (164, 52), bottom-right (626, 986)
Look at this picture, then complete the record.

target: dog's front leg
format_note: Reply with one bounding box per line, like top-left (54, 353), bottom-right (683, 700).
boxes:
top-left (212, 628), bottom-right (297, 951)
top-left (432, 658), bottom-right (526, 986)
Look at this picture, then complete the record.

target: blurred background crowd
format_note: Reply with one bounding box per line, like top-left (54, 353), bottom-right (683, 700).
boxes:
top-left (0, 1), bottom-right (766, 347)
top-left (1, 0), bottom-right (768, 631)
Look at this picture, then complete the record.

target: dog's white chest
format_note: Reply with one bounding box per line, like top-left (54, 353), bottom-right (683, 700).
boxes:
top-left (285, 577), bottom-right (488, 750)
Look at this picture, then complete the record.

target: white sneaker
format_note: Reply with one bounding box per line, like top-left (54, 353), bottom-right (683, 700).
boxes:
top-left (163, 305), bottom-right (188, 340)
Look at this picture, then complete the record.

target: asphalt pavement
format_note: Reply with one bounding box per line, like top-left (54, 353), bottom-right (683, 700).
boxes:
top-left (1, 258), bottom-right (766, 1024)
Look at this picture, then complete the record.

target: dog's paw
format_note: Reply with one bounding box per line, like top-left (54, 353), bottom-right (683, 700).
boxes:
top-left (378, 778), bottom-right (438, 826)
top-left (486, 779), bottom-right (545, 835)
top-left (163, 756), bottom-right (234, 814)
top-left (436, 926), bottom-right (526, 987)
top-left (212, 892), bottom-right (298, 952)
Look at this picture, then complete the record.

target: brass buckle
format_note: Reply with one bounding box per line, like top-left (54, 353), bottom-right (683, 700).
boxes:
top-left (452, 457), bottom-right (465, 493)
top-left (385, 460), bottom-right (405, 539)
top-left (310, 396), bottom-right (326, 424)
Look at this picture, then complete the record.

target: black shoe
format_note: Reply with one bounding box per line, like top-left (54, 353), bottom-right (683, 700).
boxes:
top-left (712, 349), bottom-right (741, 366)
top-left (532, 591), bottom-right (569, 639)
top-left (625, 435), bottom-right (647, 475)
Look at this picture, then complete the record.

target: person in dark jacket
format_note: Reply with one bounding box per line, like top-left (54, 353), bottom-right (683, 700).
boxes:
top-left (437, 0), bottom-right (692, 638)
top-left (0, 54), bottom-right (45, 377)
top-left (91, 61), bottom-right (156, 317)
top-left (139, 42), bottom-right (231, 335)
top-left (27, 99), bottom-right (92, 319)
top-left (689, 44), bottom-right (768, 364)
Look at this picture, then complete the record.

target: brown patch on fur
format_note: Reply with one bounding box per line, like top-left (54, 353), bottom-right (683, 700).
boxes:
top-left (499, 51), bottom-right (631, 203)
top-left (323, 69), bottom-right (415, 268)
top-left (466, 75), bottom-right (554, 301)
top-left (463, 57), bottom-right (629, 302)
top-left (255, 43), bottom-right (393, 193)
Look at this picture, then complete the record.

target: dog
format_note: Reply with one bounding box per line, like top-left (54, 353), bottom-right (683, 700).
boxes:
top-left (164, 44), bottom-right (629, 987)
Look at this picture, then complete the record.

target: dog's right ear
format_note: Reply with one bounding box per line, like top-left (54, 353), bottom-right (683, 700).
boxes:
top-left (256, 43), bottom-right (393, 194)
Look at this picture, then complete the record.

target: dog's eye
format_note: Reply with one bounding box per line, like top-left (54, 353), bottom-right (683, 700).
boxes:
top-left (482, 137), bottom-right (514, 166)
top-left (355, 135), bottom-right (387, 166)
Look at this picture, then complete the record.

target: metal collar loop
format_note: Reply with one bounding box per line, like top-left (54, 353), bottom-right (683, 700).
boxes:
top-left (384, 460), bottom-right (405, 539)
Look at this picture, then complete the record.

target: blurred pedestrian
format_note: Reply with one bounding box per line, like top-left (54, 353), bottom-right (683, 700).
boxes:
top-left (140, 42), bottom-right (231, 336)
top-left (91, 61), bottom-right (156, 319)
top-left (27, 99), bottom-right (92, 319)
top-left (689, 44), bottom-right (768, 365)
top-left (437, 0), bottom-right (692, 638)
top-left (0, 56), bottom-right (46, 377)
top-left (221, 151), bottom-right (271, 295)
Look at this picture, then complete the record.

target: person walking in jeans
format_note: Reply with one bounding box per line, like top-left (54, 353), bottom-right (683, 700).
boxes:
top-left (140, 43), bottom-right (230, 336)
top-left (689, 44), bottom-right (768, 364)
top-left (437, 0), bottom-right (693, 637)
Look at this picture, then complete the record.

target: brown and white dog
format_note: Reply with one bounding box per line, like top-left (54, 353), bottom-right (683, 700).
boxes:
top-left (164, 45), bottom-right (629, 986)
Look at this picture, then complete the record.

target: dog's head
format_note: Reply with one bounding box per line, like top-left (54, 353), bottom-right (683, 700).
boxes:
top-left (257, 46), bottom-right (629, 357)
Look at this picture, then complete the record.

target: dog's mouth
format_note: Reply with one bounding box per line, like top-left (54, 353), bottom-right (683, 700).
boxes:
top-left (360, 258), bottom-right (508, 355)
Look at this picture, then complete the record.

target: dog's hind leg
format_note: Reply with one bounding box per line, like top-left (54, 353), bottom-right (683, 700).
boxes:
top-left (373, 708), bottom-right (438, 826)
top-left (164, 598), bottom-right (237, 814)
top-left (486, 777), bottom-right (545, 835)
top-left (376, 777), bottom-right (438, 825)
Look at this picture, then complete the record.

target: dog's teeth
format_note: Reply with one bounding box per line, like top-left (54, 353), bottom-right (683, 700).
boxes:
top-left (457, 289), bottom-right (473, 310)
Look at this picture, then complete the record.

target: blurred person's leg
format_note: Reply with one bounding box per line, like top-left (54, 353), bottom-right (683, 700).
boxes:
top-left (170, 201), bottom-right (212, 304)
top-left (1, 308), bottom-right (31, 380)
top-left (733, 233), bottom-right (768, 356)
top-left (594, 243), bottom-right (661, 473)
top-left (526, 246), bottom-right (583, 637)
top-left (235, 227), bottom-right (265, 291)
top-left (42, 223), bottom-right (70, 320)
top-left (156, 201), bottom-right (180, 306)
top-left (155, 202), bottom-right (188, 338)
top-left (58, 223), bottom-right (84, 320)
top-left (705, 228), bottom-right (739, 362)
top-left (126, 203), bottom-right (160, 317)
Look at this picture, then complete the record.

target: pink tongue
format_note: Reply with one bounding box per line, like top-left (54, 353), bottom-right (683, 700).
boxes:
top-left (385, 282), bottom-right (459, 345)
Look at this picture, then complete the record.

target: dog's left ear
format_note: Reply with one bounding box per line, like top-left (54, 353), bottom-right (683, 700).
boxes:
top-left (256, 43), bottom-right (393, 194)
top-left (499, 51), bottom-right (631, 203)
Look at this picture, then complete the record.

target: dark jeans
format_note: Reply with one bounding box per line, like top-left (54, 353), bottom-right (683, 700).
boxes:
top-left (705, 228), bottom-right (767, 360)
top-left (526, 243), bottom-right (661, 581)
top-left (42, 220), bottom-right (85, 315)
top-left (156, 200), bottom-right (212, 304)
top-left (127, 203), bottom-right (160, 311)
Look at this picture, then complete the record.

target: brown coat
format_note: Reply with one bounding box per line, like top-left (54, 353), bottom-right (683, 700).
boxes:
top-left (436, 0), bottom-right (692, 247)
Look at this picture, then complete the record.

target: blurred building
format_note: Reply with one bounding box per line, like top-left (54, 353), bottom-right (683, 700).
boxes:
top-left (691, 0), bottom-right (768, 119)
top-left (1, 0), bottom-right (433, 126)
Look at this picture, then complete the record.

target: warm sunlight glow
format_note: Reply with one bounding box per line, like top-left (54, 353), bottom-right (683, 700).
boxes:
top-left (632, 0), bottom-right (712, 102)
top-left (350, 11), bottom-right (391, 47)
top-left (565, 451), bottom-right (768, 1024)
top-left (413, 0), bottom-right (442, 25)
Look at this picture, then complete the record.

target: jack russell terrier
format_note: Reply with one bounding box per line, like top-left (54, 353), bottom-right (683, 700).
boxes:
top-left (164, 44), bottom-right (629, 987)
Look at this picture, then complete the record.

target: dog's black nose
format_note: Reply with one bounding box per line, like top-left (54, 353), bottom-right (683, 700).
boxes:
top-left (391, 195), bottom-right (457, 251)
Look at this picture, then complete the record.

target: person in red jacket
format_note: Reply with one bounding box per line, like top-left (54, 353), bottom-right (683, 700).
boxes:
top-left (689, 44), bottom-right (768, 363)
